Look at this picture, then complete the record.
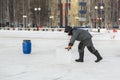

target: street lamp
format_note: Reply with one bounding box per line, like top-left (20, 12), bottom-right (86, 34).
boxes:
top-left (100, 6), bottom-right (104, 10)
top-left (95, 6), bottom-right (98, 10)
top-left (118, 18), bottom-right (120, 21)
top-left (34, 7), bottom-right (41, 27)
top-left (99, 5), bottom-right (104, 29)
top-left (23, 15), bottom-right (27, 28)
top-left (94, 4), bottom-right (104, 32)
top-left (95, 6), bottom-right (98, 28)
top-left (49, 16), bottom-right (54, 27)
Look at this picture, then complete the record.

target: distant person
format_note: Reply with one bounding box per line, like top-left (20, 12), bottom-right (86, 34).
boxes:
top-left (65, 26), bottom-right (103, 62)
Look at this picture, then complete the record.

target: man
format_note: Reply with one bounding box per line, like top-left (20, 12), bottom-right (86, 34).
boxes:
top-left (65, 26), bottom-right (103, 62)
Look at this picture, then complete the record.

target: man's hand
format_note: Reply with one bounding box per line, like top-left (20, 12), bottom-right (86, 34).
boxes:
top-left (65, 46), bottom-right (72, 51)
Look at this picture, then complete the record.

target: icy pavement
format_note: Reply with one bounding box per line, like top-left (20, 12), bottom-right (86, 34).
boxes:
top-left (0, 30), bottom-right (120, 80)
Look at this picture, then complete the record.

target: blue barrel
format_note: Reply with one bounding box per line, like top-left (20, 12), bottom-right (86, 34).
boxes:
top-left (22, 40), bottom-right (31, 54)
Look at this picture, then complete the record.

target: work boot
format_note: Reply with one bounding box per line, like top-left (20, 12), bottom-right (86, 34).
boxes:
top-left (93, 50), bottom-right (103, 62)
top-left (75, 52), bottom-right (84, 62)
top-left (95, 57), bottom-right (103, 62)
top-left (75, 59), bottom-right (84, 62)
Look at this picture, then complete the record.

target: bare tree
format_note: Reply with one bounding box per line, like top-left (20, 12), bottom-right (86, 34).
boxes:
top-left (0, 0), bottom-right (50, 27)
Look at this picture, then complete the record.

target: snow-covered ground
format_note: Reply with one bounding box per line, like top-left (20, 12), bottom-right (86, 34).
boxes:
top-left (0, 30), bottom-right (120, 80)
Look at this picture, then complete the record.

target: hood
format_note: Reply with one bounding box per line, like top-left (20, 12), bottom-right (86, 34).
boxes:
top-left (64, 26), bottom-right (72, 33)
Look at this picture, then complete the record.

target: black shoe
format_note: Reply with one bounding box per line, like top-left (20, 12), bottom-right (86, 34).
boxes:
top-left (75, 59), bottom-right (84, 62)
top-left (95, 57), bottom-right (103, 62)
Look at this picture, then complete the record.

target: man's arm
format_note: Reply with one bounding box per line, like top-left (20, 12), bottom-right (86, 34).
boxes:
top-left (69, 30), bottom-right (79, 46)
top-left (65, 30), bottom-right (79, 51)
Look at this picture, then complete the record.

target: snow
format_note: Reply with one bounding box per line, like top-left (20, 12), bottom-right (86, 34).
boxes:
top-left (0, 30), bottom-right (120, 80)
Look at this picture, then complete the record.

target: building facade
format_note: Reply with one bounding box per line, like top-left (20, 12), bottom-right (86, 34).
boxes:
top-left (50, 0), bottom-right (119, 28)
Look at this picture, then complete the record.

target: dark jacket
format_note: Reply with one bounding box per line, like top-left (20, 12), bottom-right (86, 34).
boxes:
top-left (69, 28), bottom-right (92, 46)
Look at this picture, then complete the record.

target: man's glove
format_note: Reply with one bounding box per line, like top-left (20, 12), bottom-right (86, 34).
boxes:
top-left (65, 46), bottom-right (72, 51)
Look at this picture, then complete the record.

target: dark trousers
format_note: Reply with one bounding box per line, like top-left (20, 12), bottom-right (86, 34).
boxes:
top-left (78, 39), bottom-right (97, 60)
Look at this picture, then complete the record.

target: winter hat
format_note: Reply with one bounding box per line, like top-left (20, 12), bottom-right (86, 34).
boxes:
top-left (64, 26), bottom-right (72, 33)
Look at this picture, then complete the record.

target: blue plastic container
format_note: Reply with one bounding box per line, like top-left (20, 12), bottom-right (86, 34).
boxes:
top-left (23, 40), bottom-right (31, 54)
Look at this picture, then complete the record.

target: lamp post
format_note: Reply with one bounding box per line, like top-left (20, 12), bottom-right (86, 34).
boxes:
top-left (23, 15), bottom-right (27, 28)
top-left (95, 5), bottom-right (104, 32)
top-left (49, 16), bottom-right (54, 27)
top-left (99, 6), bottom-right (104, 28)
top-left (34, 7), bottom-right (41, 27)
top-left (95, 6), bottom-right (98, 28)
